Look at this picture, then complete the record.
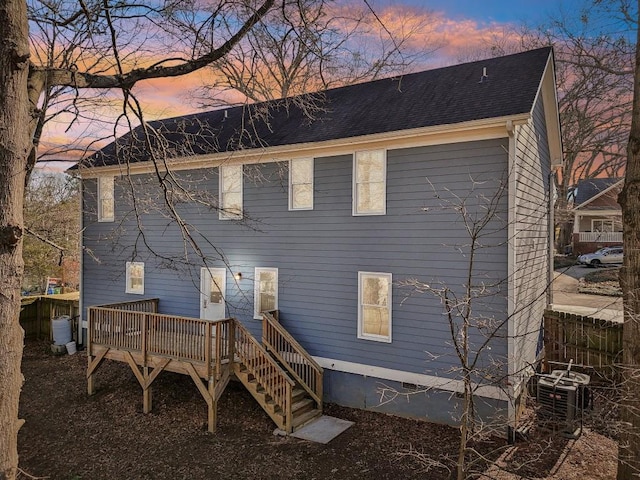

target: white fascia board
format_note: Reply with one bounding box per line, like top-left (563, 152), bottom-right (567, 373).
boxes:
top-left (77, 114), bottom-right (529, 179)
top-left (529, 50), bottom-right (563, 167)
top-left (313, 356), bottom-right (510, 402)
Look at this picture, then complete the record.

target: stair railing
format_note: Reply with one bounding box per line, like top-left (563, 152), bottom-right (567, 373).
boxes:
top-left (234, 320), bottom-right (295, 430)
top-left (262, 312), bottom-right (323, 408)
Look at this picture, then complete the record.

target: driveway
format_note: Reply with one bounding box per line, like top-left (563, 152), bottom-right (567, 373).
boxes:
top-left (551, 270), bottom-right (623, 315)
top-left (554, 263), bottom-right (619, 280)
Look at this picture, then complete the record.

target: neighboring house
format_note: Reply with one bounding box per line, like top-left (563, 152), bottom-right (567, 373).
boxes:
top-left (75, 47), bottom-right (562, 434)
top-left (572, 178), bottom-right (623, 255)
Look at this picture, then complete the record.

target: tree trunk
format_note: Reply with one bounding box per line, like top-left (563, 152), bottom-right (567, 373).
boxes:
top-left (0, 1), bottom-right (30, 479)
top-left (617, 7), bottom-right (640, 478)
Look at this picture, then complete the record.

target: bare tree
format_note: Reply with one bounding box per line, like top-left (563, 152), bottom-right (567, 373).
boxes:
top-left (458, 10), bottom-right (633, 252)
top-left (1, 1), bottom-right (421, 476)
top-left (378, 155), bottom-right (554, 479)
top-left (1, 1), bottom-right (278, 477)
top-left (407, 175), bottom-right (512, 480)
top-left (23, 172), bottom-right (80, 292)
top-left (618, 0), bottom-right (640, 476)
top-left (193, 0), bottom-right (438, 108)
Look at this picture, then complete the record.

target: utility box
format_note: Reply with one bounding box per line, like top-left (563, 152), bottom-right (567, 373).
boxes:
top-left (537, 369), bottom-right (590, 438)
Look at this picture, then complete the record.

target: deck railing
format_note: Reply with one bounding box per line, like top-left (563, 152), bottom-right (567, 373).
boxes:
top-left (88, 301), bottom-right (232, 376)
top-left (88, 301), bottom-right (319, 432)
top-left (234, 320), bottom-right (295, 428)
top-left (96, 298), bottom-right (159, 313)
top-left (262, 311), bottom-right (323, 406)
top-left (90, 307), bottom-right (145, 352)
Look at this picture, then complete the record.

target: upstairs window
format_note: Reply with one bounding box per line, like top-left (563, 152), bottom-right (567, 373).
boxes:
top-left (98, 176), bottom-right (114, 222)
top-left (219, 165), bottom-right (243, 219)
top-left (126, 262), bottom-right (144, 295)
top-left (289, 158), bottom-right (314, 210)
top-left (358, 271), bottom-right (392, 342)
top-left (353, 150), bottom-right (386, 215)
top-left (254, 267), bottom-right (278, 319)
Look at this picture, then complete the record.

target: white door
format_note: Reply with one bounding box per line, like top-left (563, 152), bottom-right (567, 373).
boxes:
top-left (200, 267), bottom-right (226, 320)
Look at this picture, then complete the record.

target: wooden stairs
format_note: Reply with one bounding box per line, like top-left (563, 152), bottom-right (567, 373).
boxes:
top-left (235, 363), bottom-right (322, 432)
top-left (232, 311), bottom-right (324, 433)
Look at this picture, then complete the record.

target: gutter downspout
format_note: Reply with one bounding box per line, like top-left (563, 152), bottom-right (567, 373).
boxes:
top-left (549, 170), bottom-right (558, 306)
top-left (78, 180), bottom-right (84, 345)
top-left (506, 119), bottom-right (517, 440)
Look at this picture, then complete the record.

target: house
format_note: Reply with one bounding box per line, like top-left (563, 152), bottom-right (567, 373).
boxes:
top-left (571, 178), bottom-right (623, 255)
top-left (75, 47), bottom-right (562, 435)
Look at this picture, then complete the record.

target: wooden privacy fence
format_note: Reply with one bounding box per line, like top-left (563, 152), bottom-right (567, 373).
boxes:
top-left (544, 308), bottom-right (623, 376)
top-left (20, 292), bottom-right (80, 340)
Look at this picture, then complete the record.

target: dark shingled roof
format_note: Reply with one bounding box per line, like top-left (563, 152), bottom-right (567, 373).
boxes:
top-left (574, 177), bottom-right (623, 205)
top-left (79, 47), bottom-right (552, 168)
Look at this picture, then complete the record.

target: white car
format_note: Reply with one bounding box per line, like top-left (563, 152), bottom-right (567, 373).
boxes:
top-left (578, 247), bottom-right (623, 267)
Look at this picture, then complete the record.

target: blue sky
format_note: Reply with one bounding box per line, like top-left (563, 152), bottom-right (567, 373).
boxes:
top-left (390, 0), bottom-right (585, 24)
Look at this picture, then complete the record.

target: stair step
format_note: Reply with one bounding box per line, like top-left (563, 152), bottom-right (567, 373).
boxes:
top-left (292, 388), bottom-right (306, 401)
top-left (293, 408), bottom-right (321, 429)
top-left (264, 398), bottom-right (283, 414)
top-left (292, 397), bottom-right (314, 415)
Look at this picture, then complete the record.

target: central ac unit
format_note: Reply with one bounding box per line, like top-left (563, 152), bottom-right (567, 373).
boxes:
top-left (537, 369), bottom-right (590, 438)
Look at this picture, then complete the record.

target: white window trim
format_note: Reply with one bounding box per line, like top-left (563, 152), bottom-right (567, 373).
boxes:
top-left (126, 262), bottom-right (145, 295)
top-left (254, 267), bottom-right (278, 319)
top-left (352, 149), bottom-right (387, 216)
top-left (97, 176), bottom-right (114, 222)
top-left (288, 157), bottom-right (314, 211)
top-left (357, 271), bottom-right (392, 343)
top-left (591, 218), bottom-right (615, 232)
top-left (219, 164), bottom-right (243, 220)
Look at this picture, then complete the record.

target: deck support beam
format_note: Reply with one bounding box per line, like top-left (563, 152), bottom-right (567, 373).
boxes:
top-left (186, 362), bottom-right (220, 433)
top-left (87, 348), bottom-right (109, 395)
top-left (143, 366), bottom-right (152, 414)
top-left (121, 353), bottom-right (172, 414)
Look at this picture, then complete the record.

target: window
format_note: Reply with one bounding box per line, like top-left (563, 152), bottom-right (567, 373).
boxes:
top-left (353, 150), bottom-right (386, 215)
top-left (289, 158), bottom-right (314, 210)
top-left (254, 267), bottom-right (278, 319)
top-left (98, 176), bottom-right (114, 222)
top-left (126, 262), bottom-right (144, 295)
top-left (592, 219), bottom-right (615, 232)
top-left (358, 271), bottom-right (392, 342)
top-left (219, 165), bottom-right (243, 219)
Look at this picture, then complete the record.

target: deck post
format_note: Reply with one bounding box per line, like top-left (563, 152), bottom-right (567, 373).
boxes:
top-left (208, 377), bottom-right (217, 433)
top-left (87, 308), bottom-right (94, 395)
top-left (205, 322), bottom-right (212, 380)
top-left (228, 319), bottom-right (235, 365)
top-left (143, 366), bottom-right (152, 414)
top-left (285, 383), bottom-right (293, 433)
top-left (87, 356), bottom-right (95, 395)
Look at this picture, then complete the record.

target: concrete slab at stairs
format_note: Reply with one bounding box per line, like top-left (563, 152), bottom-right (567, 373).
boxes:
top-left (275, 415), bottom-right (354, 444)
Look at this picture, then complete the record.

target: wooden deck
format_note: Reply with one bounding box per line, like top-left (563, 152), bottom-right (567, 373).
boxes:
top-left (87, 300), bottom-right (323, 433)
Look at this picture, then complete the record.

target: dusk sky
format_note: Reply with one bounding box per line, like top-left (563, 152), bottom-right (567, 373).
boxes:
top-left (413, 0), bottom-right (578, 23)
top-left (41, 0), bottom-right (587, 170)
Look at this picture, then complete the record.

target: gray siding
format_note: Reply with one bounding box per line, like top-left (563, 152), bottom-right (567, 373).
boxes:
top-left (82, 139), bottom-right (510, 379)
top-left (512, 93), bottom-right (551, 390)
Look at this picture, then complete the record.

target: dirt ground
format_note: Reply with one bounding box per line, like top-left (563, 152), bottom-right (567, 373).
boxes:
top-left (18, 341), bottom-right (617, 480)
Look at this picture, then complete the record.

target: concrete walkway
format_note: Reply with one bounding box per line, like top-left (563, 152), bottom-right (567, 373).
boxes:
top-left (551, 271), bottom-right (623, 322)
